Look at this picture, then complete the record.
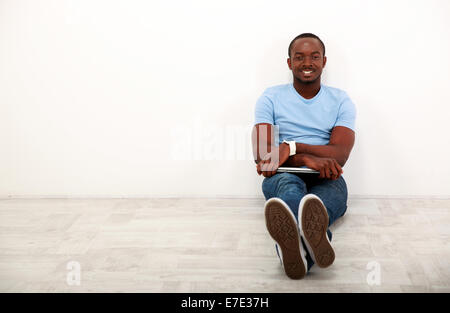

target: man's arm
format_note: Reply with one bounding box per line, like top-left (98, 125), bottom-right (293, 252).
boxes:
top-left (252, 123), bottom-right (290, 177)
top-left (283, 153), bottom-right (344, 180)
top-left (251, 123), bottom-right (273, 164)
top-left (294, 126), bottom-right (355, 167)
top-left (251, 124), bottom-right (352, 180)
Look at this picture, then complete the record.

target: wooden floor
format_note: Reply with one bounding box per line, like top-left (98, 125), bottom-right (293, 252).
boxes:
top-left (0, 197), bottom-right (449, 293)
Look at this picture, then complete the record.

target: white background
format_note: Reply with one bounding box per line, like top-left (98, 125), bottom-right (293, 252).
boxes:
top-left (1, 0), bottom-right (450, 197)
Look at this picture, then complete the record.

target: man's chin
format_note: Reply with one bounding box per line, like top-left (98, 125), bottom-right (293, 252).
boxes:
top-left (295, 76), bottom-right (319, 84)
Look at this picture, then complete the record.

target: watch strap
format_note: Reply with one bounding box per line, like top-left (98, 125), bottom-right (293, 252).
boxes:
top-left (282, 140), bottom-right (296, 156)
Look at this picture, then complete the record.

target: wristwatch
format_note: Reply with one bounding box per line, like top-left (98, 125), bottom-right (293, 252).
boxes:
top-left (282, 140), bottom-right (296, 156)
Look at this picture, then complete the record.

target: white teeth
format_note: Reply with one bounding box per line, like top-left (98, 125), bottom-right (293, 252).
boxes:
top-left (303, 71), bottom-right (312, 74)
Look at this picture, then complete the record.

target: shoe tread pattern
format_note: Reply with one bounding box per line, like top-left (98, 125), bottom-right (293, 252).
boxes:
top-left (301, 198), bottom-right (335, 268)
top-left (265, 202), bottom-right (306, 279)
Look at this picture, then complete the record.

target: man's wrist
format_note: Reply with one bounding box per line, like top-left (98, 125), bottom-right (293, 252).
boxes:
top-left (295, 142), bottom-right (306, 154)
top-left (281, 142), bottom-right (290, 151)
top-left (285, 153), bottom-right (306, 167)
top-left (282, 140), bottom-right (296, 156)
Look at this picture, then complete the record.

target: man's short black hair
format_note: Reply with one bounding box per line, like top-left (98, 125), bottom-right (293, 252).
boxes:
top-left (288, 33), bottom-right (326, 58)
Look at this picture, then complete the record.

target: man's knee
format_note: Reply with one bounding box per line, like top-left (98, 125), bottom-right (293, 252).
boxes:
top-left (278, 173), bottom-right (307, 189)
top-left (262, 172), bottom-right (306, 197)
top-left (266, 172), bottom-right (305, 187)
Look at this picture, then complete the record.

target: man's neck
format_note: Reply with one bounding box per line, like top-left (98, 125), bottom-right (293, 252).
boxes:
top-left (292, 78), bottom-right (321, 99)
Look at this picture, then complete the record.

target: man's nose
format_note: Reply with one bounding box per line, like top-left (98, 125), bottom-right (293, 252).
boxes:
top-left (303, 56), bottom-right (312, 66)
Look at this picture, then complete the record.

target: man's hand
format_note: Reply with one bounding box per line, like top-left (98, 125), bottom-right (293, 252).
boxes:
top-left (256, 143), bottom-right (290, 178)
top-left (302, 154), bottom-right (343, 180)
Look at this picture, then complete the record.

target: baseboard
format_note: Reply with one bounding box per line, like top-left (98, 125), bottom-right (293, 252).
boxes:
top-left (1, 194), bottom-right (450, 200)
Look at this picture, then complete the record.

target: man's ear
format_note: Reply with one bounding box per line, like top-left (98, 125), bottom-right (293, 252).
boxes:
top-left (287, 58), bottom-right (292, 70)
top-left (322, 56), bottom-right (327, 68)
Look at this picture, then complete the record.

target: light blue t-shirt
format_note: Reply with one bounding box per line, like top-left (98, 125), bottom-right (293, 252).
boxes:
top-left (254, 83), bottom-right (356, 146)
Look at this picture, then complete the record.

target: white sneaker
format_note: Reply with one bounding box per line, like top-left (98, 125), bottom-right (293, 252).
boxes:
top-left (264, 197), bottom-right (307, 279)
top-left (298, 194), bottom-right (335, 268)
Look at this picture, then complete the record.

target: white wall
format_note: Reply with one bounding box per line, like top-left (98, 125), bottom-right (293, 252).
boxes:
top-left (1, 0), bottom-right (450, 198)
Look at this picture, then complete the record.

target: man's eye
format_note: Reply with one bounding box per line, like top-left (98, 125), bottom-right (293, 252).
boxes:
top-left (313, 55), bottom-right (320, 60)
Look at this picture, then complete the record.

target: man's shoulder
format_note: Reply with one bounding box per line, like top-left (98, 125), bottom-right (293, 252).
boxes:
top-left (322, 84), bottom-right (349, 101)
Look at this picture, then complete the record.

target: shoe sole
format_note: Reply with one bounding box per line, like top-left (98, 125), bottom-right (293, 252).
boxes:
top-left (301, 198), bottom-right (335, 268)
top-left (265, 200), bottom-right (306, 279)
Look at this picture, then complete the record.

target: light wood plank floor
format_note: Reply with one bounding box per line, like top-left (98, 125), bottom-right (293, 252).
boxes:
top-left (0, 197), bottom-right (449, 293)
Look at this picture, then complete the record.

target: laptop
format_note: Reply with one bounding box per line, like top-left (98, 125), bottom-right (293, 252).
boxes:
top-left (276, 167), bottom-right (319, 174)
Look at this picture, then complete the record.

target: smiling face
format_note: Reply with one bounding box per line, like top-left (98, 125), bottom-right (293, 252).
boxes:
top-left (287, 37), bottom-right (327, 84)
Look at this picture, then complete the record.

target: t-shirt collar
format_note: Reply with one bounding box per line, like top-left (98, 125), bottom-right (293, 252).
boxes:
top-left (290, 83), bottom-right (324, 104)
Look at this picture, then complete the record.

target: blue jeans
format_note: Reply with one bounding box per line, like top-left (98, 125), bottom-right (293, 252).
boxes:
top-left (262, 172), bottom-right (348, 271)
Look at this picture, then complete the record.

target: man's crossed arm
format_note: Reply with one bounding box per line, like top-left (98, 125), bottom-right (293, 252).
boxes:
top-left (293, 126), bottom-right (355, 166)
top-left (251, 123), bottom-right (355, 179)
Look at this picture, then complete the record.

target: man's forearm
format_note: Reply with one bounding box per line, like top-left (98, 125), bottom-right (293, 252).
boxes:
top-left (283, 153), bottom-right (308, 167)
top-left (295, 143), bottom-right (348, 166)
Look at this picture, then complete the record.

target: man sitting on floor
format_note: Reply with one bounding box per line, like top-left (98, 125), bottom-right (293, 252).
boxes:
top-left (252, 33), bottom-right (356, 279)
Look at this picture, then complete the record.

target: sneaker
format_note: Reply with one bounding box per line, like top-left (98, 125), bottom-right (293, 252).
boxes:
top-left (298, 194), bottom-right (335, 268)
top-left (264, 198), bottom-right (307, 279)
